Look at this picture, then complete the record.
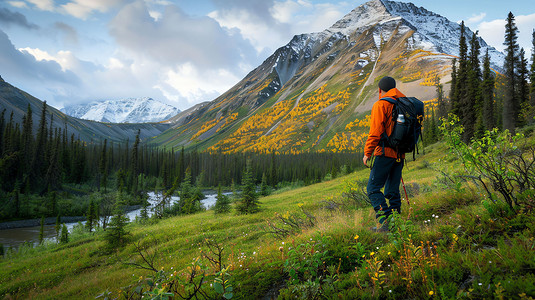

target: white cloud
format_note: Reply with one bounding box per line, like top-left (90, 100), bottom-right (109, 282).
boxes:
top-left (27, 0), bottom-right (54, 11)
top-left (210, 0), bottom-right (349, 56)
top-left (478, 13), bottom-right (535, 58)
top-left (60, 0), bottom-right (127, 19)
top-left (7, 1), bottom-right (28, 9)
top-left (465, 12), bottom-right (486, 25)
top-left (158, 63), bottom-right (242, 106)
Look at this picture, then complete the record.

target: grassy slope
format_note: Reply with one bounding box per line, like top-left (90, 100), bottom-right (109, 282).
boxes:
top-left (1, 141), bottom-right (535, 299)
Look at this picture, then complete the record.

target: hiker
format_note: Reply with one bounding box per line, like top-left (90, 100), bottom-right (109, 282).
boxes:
top-left (363, 76), bottom-right (405, 232)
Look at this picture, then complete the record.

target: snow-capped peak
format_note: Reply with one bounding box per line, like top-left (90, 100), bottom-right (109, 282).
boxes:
top-left (61, 97), bottom-right (181, 123)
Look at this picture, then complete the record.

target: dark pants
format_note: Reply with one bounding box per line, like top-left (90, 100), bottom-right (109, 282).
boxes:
top-left (367, 156), bottom-right (404, 223)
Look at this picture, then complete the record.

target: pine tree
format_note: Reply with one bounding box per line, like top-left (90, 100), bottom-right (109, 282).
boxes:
top-left (214, 184), bottom-right (231, 214)
top-left (85, 199), bottom-right (95, 232)
top-left (461, 30), bottom-right (482, 142)
top-left (32, 101), bottom-right (49, 190)
top-left (503, 12), bottom-right (520, 133)
top-left (104, 193), bottom-right (130, 250)
top-left (454, 22), bottom-right (469, 120)
top-left (98, 139), bottom-right (108, 192)
top-left (530, 30), bottom-right (535, 110)
top-left (449, 59), bottom-right (458, 114)
top-left (482, 49), bottom-right (496, 130)
top-left (0, 109), bottom-right (5, 156)
top-left (130, 130), bottom-right (140, 197)
top-left (236, 160), bottom-right (259, 214)
top-left (39, 216), bottom-right (45, 244)
top-left (435, 76), bottom-right (446, 120)
top-left (517, 48), bottom-right (530, 126)
top-left (260, 173), bottom-right (271, 196)
top-left (60, 223), bottom-right (69, 243)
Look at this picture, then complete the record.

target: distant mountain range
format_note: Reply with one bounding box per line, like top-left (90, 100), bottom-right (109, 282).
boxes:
top-left (61, 98), bottom-right (180, 123)
top-left (149, 0), bottom-right (504, 153)
top-left (0, 76), bottom-right (171, 143)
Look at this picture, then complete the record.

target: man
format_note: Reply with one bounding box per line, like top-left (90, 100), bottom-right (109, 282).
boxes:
top-left (363, 76), bottom-right (405, 232)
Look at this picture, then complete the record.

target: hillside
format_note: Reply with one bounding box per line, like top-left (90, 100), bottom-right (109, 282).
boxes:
top-left (150, 0), bottom-right (502, 153)
top-left (1, 133), bottom-right (534, 298)
top-left (0, 76), bottom-right (171, 143)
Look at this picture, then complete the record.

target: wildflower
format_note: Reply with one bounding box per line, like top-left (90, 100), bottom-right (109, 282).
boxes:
top-left (478, 283), bottom-right (482, 286)
top-left (370, 252), bottom-right (375, 256)
top-left (354, 234), bottom-right (359, 240)
top-left (387, 252), bottom-right (391, 255)
top-left (429, 291), bottom-right (434, 296)
top-left (389, 290), bottom-right (392, 293)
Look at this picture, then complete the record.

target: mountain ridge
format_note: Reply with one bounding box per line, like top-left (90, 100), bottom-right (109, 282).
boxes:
top-left (61, 97), bottom-right (180, 123)
top-left (151, 0), bottom-right (504, 153)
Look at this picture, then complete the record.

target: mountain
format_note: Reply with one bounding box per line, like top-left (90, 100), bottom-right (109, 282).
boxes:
top-left (61, 97), bottom-right (180, 123)
top-left (153, 0), bottom-right (504, 153)
top-left (0, 76), bottom-right (171, 143)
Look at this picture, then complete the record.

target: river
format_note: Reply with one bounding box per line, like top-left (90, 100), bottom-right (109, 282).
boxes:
top-left (0, 192), bottom-right (226, 250)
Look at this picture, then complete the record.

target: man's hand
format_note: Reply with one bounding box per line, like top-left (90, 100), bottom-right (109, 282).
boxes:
top-left (363, 155), bottom-right (370, 167)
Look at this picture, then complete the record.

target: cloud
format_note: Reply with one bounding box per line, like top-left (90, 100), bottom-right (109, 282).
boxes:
top-left (109, 1), bottom-right (257, 71)
top-left (0, 7), bottom-right (39, 29)
top-left (7, 1), bottom-right (28, 9)
top-left (209, 0), bottom-right (349, 55)
top-left (60, 0), bottom-right (127, 19)
top-left (0, 29), bottom-right (81, 104)
top-left (465, 12), bottom-right (486, 25)
top-left (478, 13), bottom-right (535, 57)
top-left (26, 0), bottom-right (54, 11)
top-left (54, 22), bottom-right (79, 45)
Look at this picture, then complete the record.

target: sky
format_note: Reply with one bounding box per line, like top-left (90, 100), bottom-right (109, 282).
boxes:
top-left (0, 0), bottom-right (534, 111)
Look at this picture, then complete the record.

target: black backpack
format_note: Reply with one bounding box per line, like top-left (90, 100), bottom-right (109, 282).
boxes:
top-left (380, 97), bottom-right (424, 159)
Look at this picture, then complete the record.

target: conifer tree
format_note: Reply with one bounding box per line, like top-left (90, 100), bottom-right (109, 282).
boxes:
top-left (86, 199), bottom-right (96, 233)
top-left (21, 104), bottom-right (33, 178)
top-left (435, 76), bottom-right (446, 120)
top-left (482, 49), bottom-right (496, 130)
top-left (98, 139), bottom-right (108, 192)
top-left (214, 184), bottom-right (231, 214)
top-left (236, 160), bottom-right (259, 214)
top-left (32, 101), bottom-right (49, 189)
top-left (60, 223), bottom-right (69, 243)
top-left (530, 30), bottom-right (535, 109)
top-left (503, 12), bottom-right (520, 133)
top-left (517, 48), bottom-right (530, 126)
top-left (260, 173), bottom-right (271, 196)
top-left (453, 22), bottom-right (469, 119)
top-left (0, 109), bottom-right (5, 156)
top-left (39, 216), bottom-right (45, 244)
top-left (449, 59), bottom-right (458, 114)
top-left (130, 130), bottom-right (140, 197)
top-left (104, 193), bottom-right (130, 250)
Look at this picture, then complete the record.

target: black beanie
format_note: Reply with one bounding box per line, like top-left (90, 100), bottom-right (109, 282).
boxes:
top-left (378, 76), bottom-right (396, 92)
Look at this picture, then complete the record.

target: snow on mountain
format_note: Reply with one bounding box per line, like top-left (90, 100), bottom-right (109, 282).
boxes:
top-left (61, 97), bottom-right (180, 123)
top-left (273, 0), bottom-right (503, 77)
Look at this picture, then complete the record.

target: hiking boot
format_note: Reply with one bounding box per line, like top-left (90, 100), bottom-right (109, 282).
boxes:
top-left (371, 220), bottom-right (389, 232)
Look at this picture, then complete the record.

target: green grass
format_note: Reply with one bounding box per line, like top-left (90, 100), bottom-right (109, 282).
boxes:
top-left (1, 139), bottom-right (535, 299)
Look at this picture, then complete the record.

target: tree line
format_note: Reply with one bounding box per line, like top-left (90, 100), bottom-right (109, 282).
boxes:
top-left (0, 102), bottom-right (363, 220)
top-left (424, 13), bottom-right (535, 145)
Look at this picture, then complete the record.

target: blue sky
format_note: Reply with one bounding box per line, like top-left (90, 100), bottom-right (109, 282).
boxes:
top-left (0, 0), bottom-right (534, 111)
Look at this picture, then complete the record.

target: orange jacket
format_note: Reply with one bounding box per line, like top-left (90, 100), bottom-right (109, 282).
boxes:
top-left (363, 88), bottom-right (406, 159)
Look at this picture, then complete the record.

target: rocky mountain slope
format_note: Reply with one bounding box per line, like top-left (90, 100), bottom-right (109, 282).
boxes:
top-left (61, 97), bottom-right (180, 123)
top-left (151, 0), bottom-right (503, 154)
top-left (0, 76), bottom-right (171, 143)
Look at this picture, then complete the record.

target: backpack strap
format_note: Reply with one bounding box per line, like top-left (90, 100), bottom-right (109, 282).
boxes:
top-left (379, 97), bottom-right (397, 156)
